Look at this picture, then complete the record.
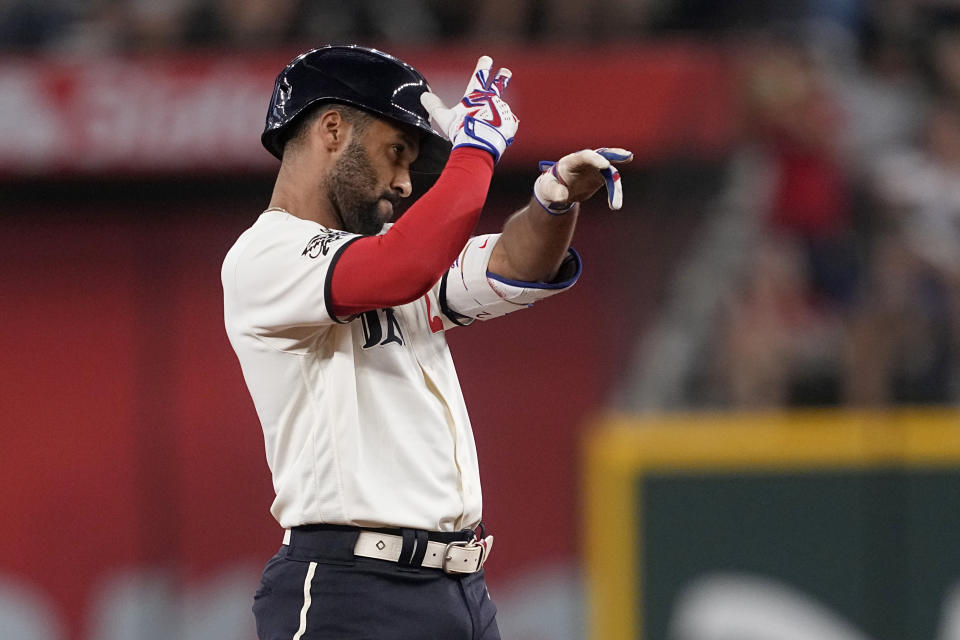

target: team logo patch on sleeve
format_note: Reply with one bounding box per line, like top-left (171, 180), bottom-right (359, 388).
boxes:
top-left (302, 230), bottom-right (349, 258)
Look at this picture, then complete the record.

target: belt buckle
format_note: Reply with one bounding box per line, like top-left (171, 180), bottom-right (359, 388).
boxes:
top-left (442, 540), bottom-right (480, 574)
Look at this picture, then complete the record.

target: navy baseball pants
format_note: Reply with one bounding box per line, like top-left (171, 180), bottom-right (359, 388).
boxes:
top-left (253, 525), bottom-right (502, 640)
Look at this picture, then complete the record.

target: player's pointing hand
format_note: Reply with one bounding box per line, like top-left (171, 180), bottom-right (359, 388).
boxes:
top-left (420, 55), bottom-right (518, 163)
top-left (533, 147), bottom-right (634, 213)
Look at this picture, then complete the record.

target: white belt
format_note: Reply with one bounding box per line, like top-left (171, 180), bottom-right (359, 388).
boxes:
top-left (282, 529), bottom-right (494, 574)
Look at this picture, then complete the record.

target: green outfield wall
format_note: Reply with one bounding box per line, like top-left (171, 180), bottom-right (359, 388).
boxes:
top-left (585, 410), bottom-right (960, 640)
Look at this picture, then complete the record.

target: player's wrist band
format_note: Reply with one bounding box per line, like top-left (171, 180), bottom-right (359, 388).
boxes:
top-left (533, 160), bottom-right (575, 215)
top-left (452, 116), bottom-right (511, 163)
top-left (533, 193), bottom-right (575, 215)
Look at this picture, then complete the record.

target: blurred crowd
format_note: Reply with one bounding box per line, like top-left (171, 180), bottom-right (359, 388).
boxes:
top-left (0, 0), bottom-right (906, 52)
top-left (0, 0), bottom-right (651, 52)
top-left (5, 0), bottom-right (960, 408)
top-left (710, 1), bottom-right (960, 407)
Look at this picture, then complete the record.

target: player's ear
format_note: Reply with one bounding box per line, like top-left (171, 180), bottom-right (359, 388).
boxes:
top-left (316, 109), bottom-right (346, 151)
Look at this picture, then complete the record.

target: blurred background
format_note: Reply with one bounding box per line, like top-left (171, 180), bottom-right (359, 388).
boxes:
top-left (3, 0), bottom-right (960, 639)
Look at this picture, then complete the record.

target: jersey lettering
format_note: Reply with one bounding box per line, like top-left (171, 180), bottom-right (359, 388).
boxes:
top-left (360, 311), bottom-right (382, 348)
top-left (381, 308), bottom-right (404, 346)
top-left (360, 308), bottom-right (405, 349)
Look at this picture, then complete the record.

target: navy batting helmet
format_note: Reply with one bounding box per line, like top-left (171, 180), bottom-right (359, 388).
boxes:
top-left (262, 45), bottom-right (451, 173)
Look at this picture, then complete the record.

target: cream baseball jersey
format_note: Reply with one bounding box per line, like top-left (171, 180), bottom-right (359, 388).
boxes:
top-left (222, 209), bottom-right (579, 532)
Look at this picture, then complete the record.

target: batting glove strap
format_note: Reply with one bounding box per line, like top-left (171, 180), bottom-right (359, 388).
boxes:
top-left (452, 116), bottom-right (514, 163)
top-left (533, 162), bottom-right (575, 215)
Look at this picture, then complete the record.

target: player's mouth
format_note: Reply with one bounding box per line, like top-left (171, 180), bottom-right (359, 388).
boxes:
top-left (377, 198), bottom-right (397, 219)
top-left (379, 194), bottom-right (400, 215)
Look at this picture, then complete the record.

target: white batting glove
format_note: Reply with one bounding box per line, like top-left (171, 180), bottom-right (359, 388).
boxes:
top-left (420, 56), bottom-right (519, 162)
top-left (533, 148), bottom-right (634, 214)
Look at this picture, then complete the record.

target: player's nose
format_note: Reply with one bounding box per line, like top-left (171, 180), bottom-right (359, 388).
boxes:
top-left (392, 168), bottom-right (412, 199)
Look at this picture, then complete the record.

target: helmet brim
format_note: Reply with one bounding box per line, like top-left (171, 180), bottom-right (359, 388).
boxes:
top-left (411, 131), bottom-right (451, 174)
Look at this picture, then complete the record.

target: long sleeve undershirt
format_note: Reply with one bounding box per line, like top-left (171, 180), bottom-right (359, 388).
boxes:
top-left (329, 147), bottom-right (495, 316)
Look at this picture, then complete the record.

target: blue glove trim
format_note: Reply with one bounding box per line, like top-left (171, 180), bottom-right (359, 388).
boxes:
top-left (486, 248), bottom-right (582, 289)
top-left (599, 166), bottom-right (618, 208)
top-left (596, 147), bottom-right (633, 162)
top-left (534, 158), bottom-right (573, 215)
top-left (533, 191), bottom-right (575, 215)
top-left (453, 141), bottom-right (500, 159)
top-left (454, 116), bottom-right (510, 162)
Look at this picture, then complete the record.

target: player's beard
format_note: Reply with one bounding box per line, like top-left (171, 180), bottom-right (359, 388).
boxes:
top-left (324, 138), bottom-right (399, 236)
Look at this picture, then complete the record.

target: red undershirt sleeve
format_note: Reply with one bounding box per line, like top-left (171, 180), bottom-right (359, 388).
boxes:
top-left (329, 147), bottom-right (495, 317)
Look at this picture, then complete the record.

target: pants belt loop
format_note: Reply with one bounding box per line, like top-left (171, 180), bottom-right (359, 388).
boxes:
top-left (398, 528), bottom-right (429, 569)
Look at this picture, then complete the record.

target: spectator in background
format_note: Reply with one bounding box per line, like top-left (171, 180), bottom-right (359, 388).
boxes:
top-left (296, 0), bottom-right (440, 45)
top-left (649, 0), bottom-right (861, 37)
top-left (838, 19), bottom-right (960, 405)
top-left (714, 35), bottom-right (855, 407)
top-left (751, 40), bottom-right (858, 310)
top-left (826, 20), bottom-right (926, 174)
top-left (474, 0), bottom-right (656, 42)
top-left (0, 0), bottom-right (73, 49)
top-left (45, 0), bottom-right (195, 53)
top-left (191, 0), bottom-right (298, 48)
top-left (192, 0), bottom-right (440, 49)
top-left (844, 101), bottom-right (960, 404)
top-left (929, 20), bottom-right (960, 102)
top-left (714, 238), bottom-right (818, 407)
top-left (124, 0), bottom-right (193, 50)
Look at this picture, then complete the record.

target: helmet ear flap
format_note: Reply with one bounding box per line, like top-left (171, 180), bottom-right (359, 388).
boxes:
top-left (261, 46), bottom-right (451, 173)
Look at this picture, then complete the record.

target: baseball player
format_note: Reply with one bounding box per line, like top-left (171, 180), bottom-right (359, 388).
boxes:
top-left (221, 45), bottom-right (632, 640)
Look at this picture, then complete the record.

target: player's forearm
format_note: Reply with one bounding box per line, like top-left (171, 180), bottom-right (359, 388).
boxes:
top-left (329, 148), bottom-right (494, 315)
top-left (487, 197), bottom-right (579, 283)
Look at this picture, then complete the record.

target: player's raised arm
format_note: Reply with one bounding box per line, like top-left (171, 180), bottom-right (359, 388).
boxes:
top-left (435, 147), bottom-right (634, 323)
top-left (328, 55), bottom-right (520, 317)
top-left (489, 147), bottom-right (634, 282)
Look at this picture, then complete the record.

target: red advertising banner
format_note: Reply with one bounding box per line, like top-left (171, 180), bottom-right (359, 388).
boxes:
top-left (0, 44), bottom-right (734, 177)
